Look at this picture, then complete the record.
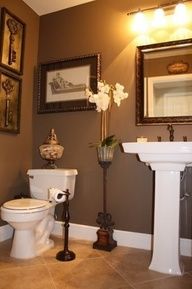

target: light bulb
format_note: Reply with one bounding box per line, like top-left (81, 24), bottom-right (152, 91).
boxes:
top-left (132, 11), bottom-right (148, 33)
top-left (153, 7), bottom-right (166, 28)
top-left (173, 3), bottom-right (188, 25)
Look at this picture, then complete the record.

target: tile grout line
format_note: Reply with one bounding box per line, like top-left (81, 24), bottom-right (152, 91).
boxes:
top-left (100, 254), bottom-right (190, 288)
top-left (100, 256), bottom-right (137, 289)
top-left (132, 272), bottom-right (192, 286)
top-left (0, 237), bottom-right (191, 288)
top-left (43, 262), bottom-right (58, 289)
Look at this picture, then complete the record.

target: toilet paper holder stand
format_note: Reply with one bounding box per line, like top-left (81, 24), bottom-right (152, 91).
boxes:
top-left (56, 189), bottom-right (76, 262)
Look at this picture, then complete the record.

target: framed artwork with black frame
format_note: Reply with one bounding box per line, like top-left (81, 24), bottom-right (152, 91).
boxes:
top-left (0, 69), bottom-right (22, 133)
top-left (0, 7), bottom-right (25, 75)
top-left (37, 53), bottom-right (101, 113)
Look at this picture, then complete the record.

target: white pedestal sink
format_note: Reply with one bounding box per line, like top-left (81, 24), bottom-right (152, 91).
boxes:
top-left (122, 142), bottom-right (192, 275)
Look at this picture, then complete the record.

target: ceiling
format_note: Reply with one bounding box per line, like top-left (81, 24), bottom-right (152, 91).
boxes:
top-left (22, 0), bottom-right (95, 16)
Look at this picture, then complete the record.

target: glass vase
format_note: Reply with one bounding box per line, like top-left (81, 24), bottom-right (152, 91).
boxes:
top-left (97, 146), bottom-right (114, 164)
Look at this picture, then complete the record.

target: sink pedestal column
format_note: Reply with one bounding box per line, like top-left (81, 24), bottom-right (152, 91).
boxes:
top-left (122, 142), bottom-right (192, 276)
top-left (149, 167), bottom-right (184, 275)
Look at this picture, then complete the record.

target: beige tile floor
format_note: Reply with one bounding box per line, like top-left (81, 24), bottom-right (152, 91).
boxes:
top-left (0, 235), bottom-right (192, 289)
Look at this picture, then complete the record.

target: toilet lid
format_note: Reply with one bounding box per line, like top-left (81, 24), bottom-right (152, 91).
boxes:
top-left (3, 198), bottom-right (48, 210)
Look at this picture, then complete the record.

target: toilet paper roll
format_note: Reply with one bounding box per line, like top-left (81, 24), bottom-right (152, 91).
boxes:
top-left (54, 192), bottom-right (66, 203)
top-left (49, 188), bottom-right (67, 203)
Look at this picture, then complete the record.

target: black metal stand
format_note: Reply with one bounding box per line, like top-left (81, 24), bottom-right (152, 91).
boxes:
top-left (56, 189), bottom-right (75, 261)
top-left (93, 161), bottom-right (117, 251)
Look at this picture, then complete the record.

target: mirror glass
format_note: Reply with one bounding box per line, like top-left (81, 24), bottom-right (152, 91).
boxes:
top-left (136, 39), bottom-right (192, 125)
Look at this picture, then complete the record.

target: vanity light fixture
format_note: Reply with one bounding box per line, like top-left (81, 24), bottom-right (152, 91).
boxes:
top-left (128, 0), bottom-right (192, 31)
top-left (127, 0), bottom-right (191, 16)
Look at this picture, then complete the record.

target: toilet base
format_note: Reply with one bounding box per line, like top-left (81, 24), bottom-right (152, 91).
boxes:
top-left (36, 239), bottom-right (54, 256)
top-left (11, 229), bottom-right (36, 259)
top-left (10, 229), bottom-right (54, 259)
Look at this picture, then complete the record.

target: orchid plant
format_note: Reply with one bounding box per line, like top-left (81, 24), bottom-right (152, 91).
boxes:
top-left (85, 80), bottom-right (128, 147)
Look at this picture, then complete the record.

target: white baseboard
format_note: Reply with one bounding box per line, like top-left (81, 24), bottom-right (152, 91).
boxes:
top-left (1, 222), bottom-right (191, 257)
top-left (0, 224), bottom-right (13, 242)
top-left (52, 221), bottom-right (192, 257)
top-left (180, 238), bottom-right (192, 257)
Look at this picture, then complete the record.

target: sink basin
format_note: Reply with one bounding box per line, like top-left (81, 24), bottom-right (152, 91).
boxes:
top-left (123, 142), bottom-right (192, 170)
top-left (123, 141), bottom-right (192, 154)
top-left (122, 142), bottom-right (192, 275)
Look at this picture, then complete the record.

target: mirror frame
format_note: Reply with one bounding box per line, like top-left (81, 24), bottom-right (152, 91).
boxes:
top-left (136, 38), bottom-right (192, 125)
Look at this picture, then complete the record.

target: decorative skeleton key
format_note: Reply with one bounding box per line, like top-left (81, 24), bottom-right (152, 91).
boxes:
top-left (2, 79), bottom-right (14, 127)
top-left (7, 18), bottom-right (18, 65)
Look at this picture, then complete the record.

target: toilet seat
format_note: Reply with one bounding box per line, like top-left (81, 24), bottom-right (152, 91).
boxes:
top-left (2, 198), bottom-right (50, 213)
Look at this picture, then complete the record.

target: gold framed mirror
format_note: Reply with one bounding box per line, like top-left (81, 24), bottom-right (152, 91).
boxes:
top-left (136, 38), bottom-right (192, 125)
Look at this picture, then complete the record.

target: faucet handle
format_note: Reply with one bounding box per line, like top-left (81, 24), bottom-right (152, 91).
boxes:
top-left (167, 124), bottom-right (174, 142)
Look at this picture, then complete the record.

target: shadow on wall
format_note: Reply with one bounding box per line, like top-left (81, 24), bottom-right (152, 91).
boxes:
top-left (2, 172), bottom-right (30, 205)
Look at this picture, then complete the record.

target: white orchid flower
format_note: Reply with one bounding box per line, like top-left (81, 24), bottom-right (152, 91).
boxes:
top-left (89, 93), bottom-right (97, 103)
top-left (88, 92), bottom-right (109, 112)
top-left (85, 87), bottom-right (93, 98)
top-left (87, 80), bottom-right (128, 111)
top-left (98, 81), bottom-right (110, 94)
top-left (86, 80), bottom-right (128, 147)
top-left (98, 92), bottom-right (110, 111)
top-left (113, 83), bottom-right (128, 106)
top-left (115, 83), bottom-right (124, 91)
top-left (91, 92), bottom-right (110, 112)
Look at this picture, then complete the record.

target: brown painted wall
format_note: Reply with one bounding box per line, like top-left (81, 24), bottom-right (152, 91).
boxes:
top-left (33, 0), bottom-right (192, 237)
top-left (0, 0), bottom-right (191, 238)
top-left (0, 0), bottom-right (39, 225)
top-left (33, 0), bottom-right (192, 238)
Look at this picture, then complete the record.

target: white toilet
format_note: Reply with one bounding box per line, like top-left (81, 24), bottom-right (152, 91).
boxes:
top-left (1, 168), bottom-right (78, 259)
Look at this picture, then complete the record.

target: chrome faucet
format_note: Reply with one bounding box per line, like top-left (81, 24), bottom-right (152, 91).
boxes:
top-left (167, 124), bottom-right (174, 142)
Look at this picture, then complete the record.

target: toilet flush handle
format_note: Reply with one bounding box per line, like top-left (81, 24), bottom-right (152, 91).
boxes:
top-left (28, 175), bottom-right (34, 179)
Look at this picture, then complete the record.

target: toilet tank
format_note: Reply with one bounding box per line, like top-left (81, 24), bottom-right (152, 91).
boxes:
top-left (27, 169), bottom-right (78, 201)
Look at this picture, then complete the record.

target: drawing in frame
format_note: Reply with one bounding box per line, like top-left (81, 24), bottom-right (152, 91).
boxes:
top-left (0, 69), bottom-right (22, 133)
top-left (0, 7), bottom-right (25, 75)
top-left (37, 53), bottom-right (101, 113)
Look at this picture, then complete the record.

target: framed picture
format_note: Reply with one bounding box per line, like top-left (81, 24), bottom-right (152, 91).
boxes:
top-left (37, 53), bottom-right (101, 113)
top-left (0, 70), bottom-right (21, 133)
top-left (0, 8), bottom-right (25, 75)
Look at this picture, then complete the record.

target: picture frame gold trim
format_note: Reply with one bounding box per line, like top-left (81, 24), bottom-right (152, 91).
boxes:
top-left (37, 53), bottom-right (101, 113)
top-left (0, 7), bottom-right (25, 75)
top-left (0, 70), bottom-right (22, 133)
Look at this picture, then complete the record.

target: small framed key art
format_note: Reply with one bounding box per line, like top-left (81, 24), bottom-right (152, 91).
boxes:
top-left (0, 8), bottom-right (25, 75)
top-left (0, 70), bottom-right (22, 133)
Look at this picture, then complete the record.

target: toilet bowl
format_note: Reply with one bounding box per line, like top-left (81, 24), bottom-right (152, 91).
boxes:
top-left (0, 169), bottom-right (78, 259)
top-left (1, 199), bottom-right (52, 259)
